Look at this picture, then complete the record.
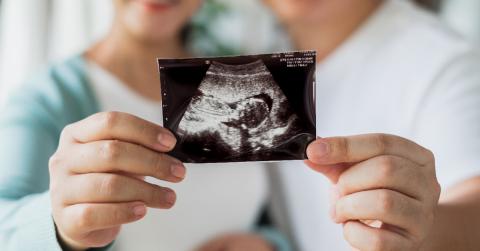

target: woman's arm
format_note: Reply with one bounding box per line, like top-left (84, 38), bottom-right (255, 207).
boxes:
top-left (0, 89), bottom-right (65, 251)
top-left (0, 57), bottom-right (111, 250)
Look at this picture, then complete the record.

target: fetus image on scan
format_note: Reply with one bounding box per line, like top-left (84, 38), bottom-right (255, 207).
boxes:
top-left (176, 60), bottom-right (313, 162)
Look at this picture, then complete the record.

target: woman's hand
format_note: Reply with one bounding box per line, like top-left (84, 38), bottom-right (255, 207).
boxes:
top-left (49, 112), bottom-right (186, 250)
top-left (196, 233), bottom-right (274, 251)
top-left (305, 134), bottom-right (441, 251)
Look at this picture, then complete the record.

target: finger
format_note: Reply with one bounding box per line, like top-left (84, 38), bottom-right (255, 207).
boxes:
top-left (337, 155), bottom-right (425, 200)
top-left (64, 112), bottom-right (176, 152)
top-left (335, 189), bottom-right (424, 237)
top-left (63, 201), bottom-right (147, 233)
top-left (68, 140), bottom-right (186, 182)
top-left (62, 173), bottom-right (176, 209)
top-left (304, 160), bottom-right (350, 183)
top-left (307, 134), bottom-right (434, 166)
top-left (343, 221), bottom-right (412, 251)
top-left (196, 237), bottom-right (228, 251)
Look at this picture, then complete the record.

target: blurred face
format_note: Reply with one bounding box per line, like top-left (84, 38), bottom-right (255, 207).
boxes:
top-left (263, 0), bottom-right (370, 25)
top-left (114, 0), bottom-right (202, 42)
top-left (263, 0), bottom-right (331, 24)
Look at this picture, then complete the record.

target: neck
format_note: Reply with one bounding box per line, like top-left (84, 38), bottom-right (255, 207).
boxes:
top-left (86, 20), bottom-right (188, 101)
top-left (286, 0), bottom-right (383, 62)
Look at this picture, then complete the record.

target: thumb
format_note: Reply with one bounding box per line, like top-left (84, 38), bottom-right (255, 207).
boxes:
top-left (305, 138), bottom-right (351, 183)
top-left (303, 160), bottom-right (349, 183)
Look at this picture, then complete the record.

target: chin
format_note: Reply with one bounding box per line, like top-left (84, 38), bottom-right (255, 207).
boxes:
top-left (265, 0), bottom-right (326, 23)
top-left (131, 0), bottom-right (181, 13)
top-left (119, 0), bottom-right (196, 43)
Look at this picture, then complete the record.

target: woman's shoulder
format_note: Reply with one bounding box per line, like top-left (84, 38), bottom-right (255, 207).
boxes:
top-left (1, 55), bottom-right (99, 133)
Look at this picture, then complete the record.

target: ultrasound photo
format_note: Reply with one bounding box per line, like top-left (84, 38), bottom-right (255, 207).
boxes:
top-left (158, 51), bottom-right (316, 163)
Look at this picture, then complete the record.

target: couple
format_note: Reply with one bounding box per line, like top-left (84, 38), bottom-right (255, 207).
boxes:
top-left (1, 0), bottom-right (480, 250)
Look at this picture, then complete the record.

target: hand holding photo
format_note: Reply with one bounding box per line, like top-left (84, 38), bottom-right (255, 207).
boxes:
top-left (159, 51), bottom-right (316, 163)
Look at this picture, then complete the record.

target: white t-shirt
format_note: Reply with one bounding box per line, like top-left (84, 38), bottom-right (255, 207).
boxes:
top-left (86, 62), bottom-right (269, 251)
top-left (273, 0), bottom-right (480, 250)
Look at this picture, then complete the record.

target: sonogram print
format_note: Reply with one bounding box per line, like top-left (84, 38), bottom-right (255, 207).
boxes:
top-left (175, 60), bottom-right (312, 162)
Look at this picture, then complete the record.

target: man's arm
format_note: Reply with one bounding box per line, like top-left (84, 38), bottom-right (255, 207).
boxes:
top-left (422, 176), bottom-right (480, 251)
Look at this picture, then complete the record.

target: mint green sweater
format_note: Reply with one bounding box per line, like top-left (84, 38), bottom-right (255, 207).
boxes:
top-left (0, 56), bottom-right (100, 250)
top-left (0, 56), bottom-right (290, 251)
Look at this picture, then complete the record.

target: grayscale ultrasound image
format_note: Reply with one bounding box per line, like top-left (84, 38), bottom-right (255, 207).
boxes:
top-left (159, 51), bottom-right (316, 163)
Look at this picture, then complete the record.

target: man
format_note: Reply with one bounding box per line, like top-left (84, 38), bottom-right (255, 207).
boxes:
top-left (263, 0), bottom-right (480, 250)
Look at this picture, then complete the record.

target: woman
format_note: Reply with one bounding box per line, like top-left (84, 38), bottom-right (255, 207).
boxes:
top-left (263, 0), bottom-right (480, 250)
top-left (0, 1), bottom-right (282, 250)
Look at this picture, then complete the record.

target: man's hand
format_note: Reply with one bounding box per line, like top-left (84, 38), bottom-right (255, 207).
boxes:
top-left (305, 134), bottom-right (441, 251)
top-left (49, 112), bottom-right (186, 250)
top-left (196, 233), bottom-right (274, 251)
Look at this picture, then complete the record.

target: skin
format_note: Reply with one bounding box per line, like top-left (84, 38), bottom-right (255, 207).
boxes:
top-left (305, 134), bottom-right (440, 250)
top-left (50, 0), bottom-right (272, 250)
top-left (196, 233), bottom-right (274, 251)
top-left (263, 0), bottom-right (383, 62)
top-left (50, 112), bottom-right (183, 249)
top-left (264, 0), bottom-right (480, 250)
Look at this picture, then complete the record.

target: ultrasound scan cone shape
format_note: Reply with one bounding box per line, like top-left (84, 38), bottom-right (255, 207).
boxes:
top-left (177, 60), bottom-right (310, 162)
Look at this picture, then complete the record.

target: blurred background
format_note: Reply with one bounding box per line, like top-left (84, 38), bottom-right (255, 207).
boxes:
top-left (0, 0), bottom-right (479, 103)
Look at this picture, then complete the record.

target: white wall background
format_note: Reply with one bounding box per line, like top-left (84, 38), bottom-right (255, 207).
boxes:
top-left (0, 0), bottom-right (479, 103)
top-left (0, 0), bottom-right (113, 103)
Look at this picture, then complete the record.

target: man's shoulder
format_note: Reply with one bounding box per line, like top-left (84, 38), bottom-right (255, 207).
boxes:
top-left (371, 0), bottom-right (479, 88)
top-left (390, 0), bottom-right (477, 61)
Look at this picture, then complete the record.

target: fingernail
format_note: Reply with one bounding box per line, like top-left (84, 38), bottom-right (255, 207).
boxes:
top-left (132, 203), bottom-right (146, 217)
top-left (170, 164), bottom-right (186, 179)
top-left (157, 133), bottom-right (176, 149)
top-left (308, 140), bottom-right (329, 159)
top-left (165, 190), bottom-right (176, 205)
